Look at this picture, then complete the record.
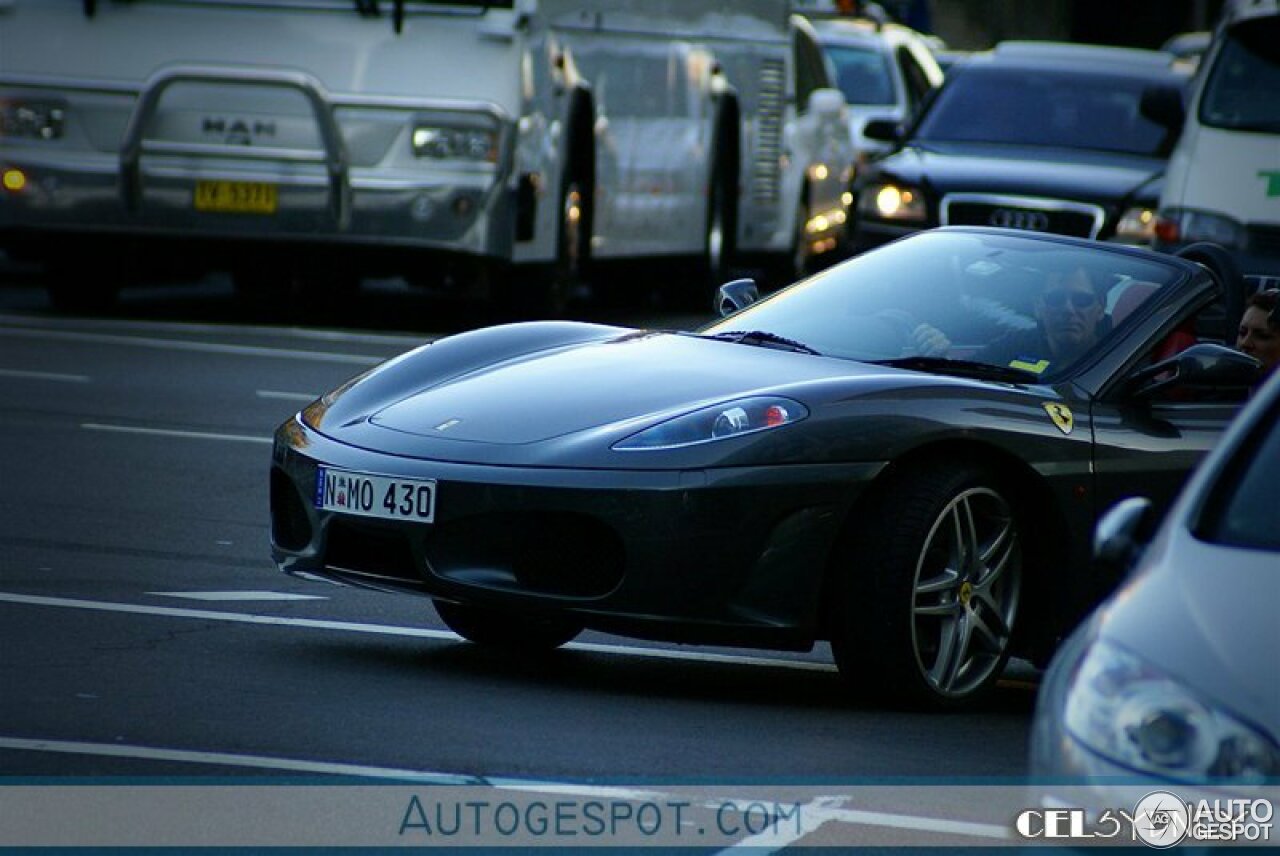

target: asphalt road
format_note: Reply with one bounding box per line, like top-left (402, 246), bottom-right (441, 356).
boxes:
top-left (0, 271), bottom-right (1037, 846)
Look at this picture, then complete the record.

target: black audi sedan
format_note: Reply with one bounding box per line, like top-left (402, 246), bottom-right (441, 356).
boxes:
top-left (849, 42), bottom-right (1189, 252)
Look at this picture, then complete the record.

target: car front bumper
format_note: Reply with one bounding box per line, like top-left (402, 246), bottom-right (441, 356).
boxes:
top-left (270, 417), bottom-right (883, 649)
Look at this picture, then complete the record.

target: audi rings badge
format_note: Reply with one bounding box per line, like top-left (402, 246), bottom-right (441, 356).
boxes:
top-left (989, 208), bottom-right (1049, 231)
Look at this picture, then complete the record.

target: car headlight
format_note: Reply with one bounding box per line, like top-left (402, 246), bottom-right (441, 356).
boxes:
top-left (857, 182), bottom-right (927, 223)
top-left (411, 124), bottom-right (498, 162)
top-left (1064, 639), bottom-right (1279, 782)
top-left (612, 396), bottom-right (807, 451)
top-left (0, 99), bottom-right (65, 140)
top-left (1154, 208), bottom-right (1245, 249)
top-left (1114, 206), bottom-right (1157, 243)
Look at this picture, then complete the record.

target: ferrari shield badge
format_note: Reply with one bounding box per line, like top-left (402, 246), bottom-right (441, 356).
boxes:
top-left (1043, 403), bottom-right (1074, 435)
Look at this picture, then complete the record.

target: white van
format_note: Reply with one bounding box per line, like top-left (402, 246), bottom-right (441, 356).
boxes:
top-left (1154, 0), bottom-right (1280, 276)
top-left (0, 0), bottom-right (852, 311)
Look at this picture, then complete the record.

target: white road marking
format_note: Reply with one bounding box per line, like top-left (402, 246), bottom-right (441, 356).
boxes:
top-left (0, 737), bottom-right (1012, 842)
top-left (256, 390), bottom-right (317, 402)
top-left (0, 368), bottom-right (90, 383)
top-left (148, 591), bottom-right (328, 602)
top-left (0, 737), bottom-right (478, 784)
top-left (81, 423), bottom-right (272, 445)
top-left (0, 591), bottom-right (836, 672)
top-left (0, 325), bottom-right (385, 365)
top-left (0, 312), bottom-right (431, 347)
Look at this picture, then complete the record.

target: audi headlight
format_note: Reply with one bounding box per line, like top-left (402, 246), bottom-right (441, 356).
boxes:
top-left (1064, 639), bottom-right (1279, 782)
top-left (0, 99), bottom-right (65, 140)
top-left (857, 182), bottom-right (927, 223)
top-left (411, 124), bottom-right (497, 162)
top-left (1154, 208), bottom-right (1245, 249)
top-left (613, 396), bottom-right (807, 451)
top-left (1114, 206), bottom-right (1157, 244)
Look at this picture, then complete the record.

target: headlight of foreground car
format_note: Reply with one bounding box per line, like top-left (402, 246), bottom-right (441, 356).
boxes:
top-left (857, 182), bottom-right (927, 223)
top-left (1063, 639), bottom-right (1280, 782)
top-left (1154, 208), bottom-right (1246, 249)
top-left (613, 396), bottom-right (807, 451)
top-left (1114, 206), bottom-right (1157, 243)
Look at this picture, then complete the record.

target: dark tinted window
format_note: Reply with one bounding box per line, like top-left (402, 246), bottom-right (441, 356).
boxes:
top-left (1199, 17), bottom-right (1280, 133)
top-left (914, 65), bottom-right (1174, 155)
top-left (1199, 389), bottom-right (1280, 551)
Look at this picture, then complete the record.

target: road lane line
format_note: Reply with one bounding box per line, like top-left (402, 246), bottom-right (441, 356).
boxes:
top-left (0, 592), bottom-right (836, 672)
top-left (0, 737), bottom-right (479, 784)
top-left (0, 326), bottom-right (385, 365)
top-left (0, 312), bottom-right (431, 347)
top-left (81, 423), bottom-right (272, 445)
top-left (148, 591), bottom-right (328, 602)
top-left (0, 368), bottom-right (91, 383)
top-left (256, 390), bottom-right (318, 402)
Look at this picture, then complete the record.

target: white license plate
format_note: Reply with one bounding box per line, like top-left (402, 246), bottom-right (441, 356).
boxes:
top-left (315, 468), bottom-right (436, 523)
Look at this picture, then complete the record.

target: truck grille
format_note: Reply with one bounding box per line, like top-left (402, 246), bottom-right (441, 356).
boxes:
top-left (941, 194), bottom-right (1105, 239)
top-left (752, 58), bottom-right (785, 204)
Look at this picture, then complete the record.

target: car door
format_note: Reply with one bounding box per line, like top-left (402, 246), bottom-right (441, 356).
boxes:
top-left (1089, 295), bottom-right (1251, 528)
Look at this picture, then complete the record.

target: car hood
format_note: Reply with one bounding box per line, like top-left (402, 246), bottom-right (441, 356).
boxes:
top-left (367, 331), bottom-right (885, 446)
top-left (877, 143), bottom-right (1165, 203)
top-left (1098, 525), bottom-right (1280, 737)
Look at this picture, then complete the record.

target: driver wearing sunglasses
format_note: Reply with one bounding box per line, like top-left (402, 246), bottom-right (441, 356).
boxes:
top-left (974, 266), bottom-right (1108, 375)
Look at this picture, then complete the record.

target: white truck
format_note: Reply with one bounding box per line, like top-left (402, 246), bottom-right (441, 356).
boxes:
top-left (0, 0), bottom-right (852, 312)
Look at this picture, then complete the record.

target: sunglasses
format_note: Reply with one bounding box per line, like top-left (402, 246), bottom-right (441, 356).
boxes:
top-left (1041, 290), bottom-right (1099, 310)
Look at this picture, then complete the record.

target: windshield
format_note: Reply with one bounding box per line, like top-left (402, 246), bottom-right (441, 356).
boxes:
top-left (914, 65), bottom-right (1174, 156)
top-left (1199, 17), bottom-right (1280, 133)
top-left (702, 230), bottom-right (1185, 382)
top-left (826, 44), bottom-right (896, 106)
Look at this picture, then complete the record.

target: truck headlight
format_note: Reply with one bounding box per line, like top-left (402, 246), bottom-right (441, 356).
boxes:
top-left (1063, 639), bottom-right (1279, 782)
top-left (857, 182), bottom-right (927, 223)
top-left (411, 125), bottom-right (498, 162)
top-left (1154, 208), bottom-right (1246, 249)
top-left (0, 99), bottom-right (66, 140)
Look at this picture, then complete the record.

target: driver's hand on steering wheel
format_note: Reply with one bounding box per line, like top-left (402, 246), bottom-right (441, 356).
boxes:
top-left (912, 323), bottom-right (951, 357)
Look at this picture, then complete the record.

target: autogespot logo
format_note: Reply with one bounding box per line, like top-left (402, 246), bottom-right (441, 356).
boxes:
top-left (1132, 791), bottom-right (1190, 849)
top-left (987, 208), bottom-right (1049, 231)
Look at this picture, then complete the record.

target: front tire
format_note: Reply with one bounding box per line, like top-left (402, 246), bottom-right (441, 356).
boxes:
top-left (434, 600), bottom-right (583, 650)
top-left (829, 463), bottom-right (1023, 709)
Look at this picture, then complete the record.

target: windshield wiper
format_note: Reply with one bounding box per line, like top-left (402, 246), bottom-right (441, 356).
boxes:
top-left (704, 330), bottom-right (823, 356)
top-left (871, 356), bottom-right (1039, 383)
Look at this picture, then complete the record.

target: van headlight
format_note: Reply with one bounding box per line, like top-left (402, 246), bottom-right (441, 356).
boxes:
top-left (1114, 206), bottom-right (1157, 243)
top-left (1063, 639), bottom-right (1279, 782)
top-left (411, 125), bottom-right (498, 162)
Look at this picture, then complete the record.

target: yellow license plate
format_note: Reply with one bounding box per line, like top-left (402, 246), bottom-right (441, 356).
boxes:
top-left (193, 180), bottom-right (278, 214)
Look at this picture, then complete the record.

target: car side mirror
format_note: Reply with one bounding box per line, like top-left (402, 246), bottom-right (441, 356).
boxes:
top-left (716, 278), bottom-right (759, 316)
top-left (807, 87), bottom-right (847, 120)
top-left (1127, 343), bottom-right (1260, 399)
top-left (1139, 83), bottom-right (1185, 134)
top-left (862, 118), bottom-right (901, 143)
top-left (1094, 496), bottom-right (1156, 578)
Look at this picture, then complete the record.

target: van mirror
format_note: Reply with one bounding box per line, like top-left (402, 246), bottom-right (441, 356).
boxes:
top-left (862, 118), bottom-right (901, 143)
top-left (807, 87), bottom-right (846, 119)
